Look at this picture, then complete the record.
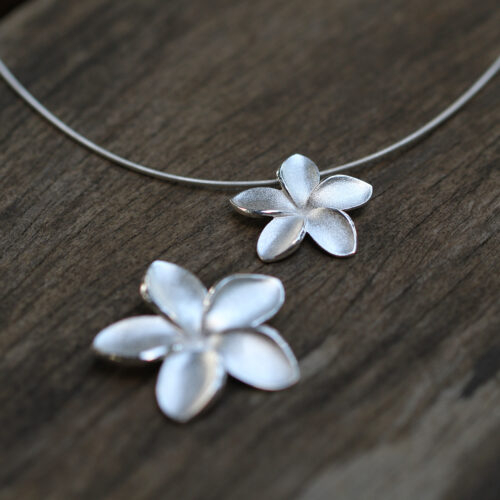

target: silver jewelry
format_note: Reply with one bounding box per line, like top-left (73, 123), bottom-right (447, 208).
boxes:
top-left (2, 53), bottom-right (499, 424)
top-left (2, 55), bottom-right (498, 261)
top-left (0, 56), bottom-right (498, 188)
top-left (231, 154), bottom-right (372, 262)
top-left (93, 261), bottom-right (299, 422)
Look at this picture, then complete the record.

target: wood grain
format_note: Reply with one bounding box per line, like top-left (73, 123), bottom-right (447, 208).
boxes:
top-left (0, 0), bottom-right (499, 498)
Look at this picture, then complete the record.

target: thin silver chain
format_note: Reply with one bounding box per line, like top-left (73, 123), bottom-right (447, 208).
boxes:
top-left (1, 55), bottom-right (499, 189)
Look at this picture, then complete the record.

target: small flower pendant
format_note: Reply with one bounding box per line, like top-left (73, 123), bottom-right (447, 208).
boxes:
top-left (231, 154), bottom-right (373, 262)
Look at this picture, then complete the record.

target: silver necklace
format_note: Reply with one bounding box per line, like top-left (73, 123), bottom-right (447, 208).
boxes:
top-left (2, 55), bottom-right (499, 262)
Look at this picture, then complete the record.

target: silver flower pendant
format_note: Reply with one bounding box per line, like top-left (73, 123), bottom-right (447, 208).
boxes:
top-left (93, 261), bottom-right (300, 422)
top-left (231, 154), bottom-right (373, 262)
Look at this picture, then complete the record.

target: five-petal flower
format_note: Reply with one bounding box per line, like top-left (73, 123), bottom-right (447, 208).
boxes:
top-left (231, 154), bottom-right (373, 262)
top-left (93, 261), bottom-right (300, 422)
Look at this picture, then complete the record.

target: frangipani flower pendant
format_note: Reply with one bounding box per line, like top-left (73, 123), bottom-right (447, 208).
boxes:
top-left (93, 261), bottom-right (299, 423)
top-left (231, 154), bottom-right (373, 262)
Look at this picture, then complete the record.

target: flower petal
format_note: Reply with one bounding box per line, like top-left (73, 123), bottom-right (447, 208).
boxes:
top-left (308, 174), bottom-right (373, 210)
top-left (92, 316), bottom-right (180, 363)
top-left (257, 215), bottom-right (306, 262)
top-left (156, 349), bottom-right (226, 422)
top-left (277, 154), bottom-right (320, 207)
top-left (217, 325), bottom-right (300, 390)
top-left (306, 208), bottom-right (357, 256)
top-left (230, 188), bottom-right (296, 217)
top-left (141, 261), bottom-right (207, 336)
top-left (203, 274), bottom-right (285, 333)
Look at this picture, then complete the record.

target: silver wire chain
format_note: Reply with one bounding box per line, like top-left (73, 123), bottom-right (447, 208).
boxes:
top-left (1, 55), bottom-right (499, 189)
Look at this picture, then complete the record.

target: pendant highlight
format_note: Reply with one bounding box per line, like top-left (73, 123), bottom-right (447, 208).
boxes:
top-left (231, 154), bottom-right (373, 262)
top-left (92, 261), bottom-right (300, 423)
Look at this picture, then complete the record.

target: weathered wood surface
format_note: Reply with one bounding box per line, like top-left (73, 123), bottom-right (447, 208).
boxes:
top-left (0, 0), bottom-right (499, 498)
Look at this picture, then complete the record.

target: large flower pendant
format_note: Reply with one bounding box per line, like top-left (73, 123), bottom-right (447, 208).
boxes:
top-left (231, 154), bottom-right (373, 262)
top-left (93, 261), bottom-right (300, 423)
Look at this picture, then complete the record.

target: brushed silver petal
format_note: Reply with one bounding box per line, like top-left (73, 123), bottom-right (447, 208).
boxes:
top-left (217, 325), bottom-right (300, 390)
top-left (230, 188), bottom-right (296, 217)
top-left (155, 349), bottom-right (226, 422)
top-left (306, 208), bottom-right (357, 256)
top-left (141, 261), bottom-right (207, 336)
top-left (257, 215), bottom-right (306, 262)
top-left (277, 154), bottom-right (320, 207)
top-left (203, 274), bottom-right (285, 333)
top-left (92, 316), bottom-right (180, 363)
top-left (308, 174), bottom-right (373, 210)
